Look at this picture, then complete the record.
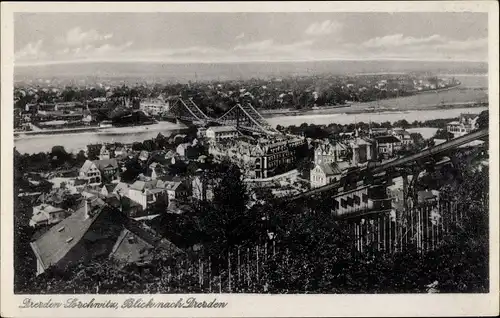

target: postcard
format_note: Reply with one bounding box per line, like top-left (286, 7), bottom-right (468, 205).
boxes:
top-left (1, 1), bottom-right (499, 317)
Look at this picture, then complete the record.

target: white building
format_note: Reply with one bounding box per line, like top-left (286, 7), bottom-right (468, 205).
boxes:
top-left (176, 143), bottom-right (191, 158)
top-left (126, 180), bottom-right (168, 210)
top-left (391, 129), bottom-right (413, 147)
top-left (140, 98), bottom-right (169, 116)
top-left (314, 142), bottom-right (348, 165)
top-left (79, 160), bottom-right (102, 186)
top-left (206, 126), bottom-right (239, 141)
top-left (30, 204), bottom-right (69, 227)
top-left (310, 162), bottom-right (345, 188)
top-left (99, 144), bottom-right (110, 160)
top-left (447, 114), bottom-right (478, 138)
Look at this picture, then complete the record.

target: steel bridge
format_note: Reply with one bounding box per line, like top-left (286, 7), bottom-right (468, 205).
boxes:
top-left (167, 98), bottom-right (210, 123)
top-left (216, 103), bottom-right (278, 134)
top-left (164, 98), bottom-right (277, 134)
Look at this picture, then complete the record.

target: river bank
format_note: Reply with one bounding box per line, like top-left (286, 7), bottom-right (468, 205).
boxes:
top-left (265, 106), bottom-right (487, 128)
top-left (13, 106), bottom-right (487, 154)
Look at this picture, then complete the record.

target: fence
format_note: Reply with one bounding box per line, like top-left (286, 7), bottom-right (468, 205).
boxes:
top-left (147, 241), bottom-right (283, 293)
top-left (349, 199), bottom-right (464, 254)
top-left (137, 200), bottom-right (465, 293)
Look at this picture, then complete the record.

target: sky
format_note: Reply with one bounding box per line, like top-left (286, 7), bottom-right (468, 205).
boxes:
top-left (14, 12), bottom-right (488, 65)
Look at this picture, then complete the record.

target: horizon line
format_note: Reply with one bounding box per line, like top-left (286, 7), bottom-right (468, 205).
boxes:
top-left (14, 57), bottom-right (489, 67)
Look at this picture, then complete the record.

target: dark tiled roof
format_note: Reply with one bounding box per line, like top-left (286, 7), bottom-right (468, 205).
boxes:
top-left (30, 196), bottom-right (172, 272)
top-left (318, 162), bottom-right (343, 176)
top-left (103, 184), bottom-right (117, 193)
top-left (376, 135), bottom-right (401, 144)
top-left (93, 159), bottom-right (119, 170)
top-left (30, 197), bottom-right (108, 270)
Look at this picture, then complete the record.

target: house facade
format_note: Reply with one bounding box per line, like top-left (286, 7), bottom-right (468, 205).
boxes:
top-left (127, 179), bottom-right (169, 210)
top-left (447, 114), bottom-right (478, 138)
top-left (79, 159), bottom-right (120, 186)
top-left (79, 160), bottom-right (102, 186)
top-left (310, 162), bottom-right (343, 188)
top-left (314, 142), bottom-right (349, 165)
top-left (29, 204), bottom-right (69, 227)
top-left (375, 135), bottom-right (402, 158)
top-left (206, 126), bottom-right (239, 141)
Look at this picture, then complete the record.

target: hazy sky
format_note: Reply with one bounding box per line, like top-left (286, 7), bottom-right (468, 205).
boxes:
top-left (14, 12), bottom-right (488, 65)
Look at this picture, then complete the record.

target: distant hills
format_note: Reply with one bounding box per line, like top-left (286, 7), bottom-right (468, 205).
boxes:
top-left (14, 60), bottom-right (488, 84)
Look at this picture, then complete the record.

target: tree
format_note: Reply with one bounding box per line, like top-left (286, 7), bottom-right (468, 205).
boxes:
top-left (200, 164), bottom-right (254, 255)
top-left (50, 146), bottom-right (72, 168)
top-left (87, 144), bottom-right (102, 161)
top-left (76, 150), bottom-right (87, 165)
top-left (394, 119), bottom-right (410, 129)
top-left (433, 129), bottom-right (454, 141)
top-left (477, 110), bottom-right (488, 129)
top-left (120, 158), bottom-right (144, 183)
top-left (132, 142), bottom-right (143, 151)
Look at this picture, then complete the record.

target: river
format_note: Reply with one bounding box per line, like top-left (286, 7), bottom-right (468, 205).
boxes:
top-left (14, 74), bottom-right (488, 154)
top-left (14, 121), bottom-right (188, 154)
top-left (13, 106), bottom-right (487, 154)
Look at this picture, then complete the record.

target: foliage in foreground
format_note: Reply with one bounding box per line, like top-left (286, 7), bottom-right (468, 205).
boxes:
top-left (14, 156), bottom-right (489, 294)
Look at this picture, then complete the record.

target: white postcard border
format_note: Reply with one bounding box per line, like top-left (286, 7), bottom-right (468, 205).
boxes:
top-left (1, 2), bottom-right (499, 317)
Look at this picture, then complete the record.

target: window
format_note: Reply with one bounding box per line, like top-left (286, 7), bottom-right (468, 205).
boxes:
top-left (347, 196), bottom-right (354, 207)
top-left (65, 237), bottom-right (73, 243)
top-left (57, 226), bottom-right (65, 232)
top-left (353, 195), bottom-right (360, 205)
top-left (333, 199), bottom-right (339, 210)
top-left (341, 198), bottom-right (347, 208)
top-left (362, 193), bottom-right (368, 203)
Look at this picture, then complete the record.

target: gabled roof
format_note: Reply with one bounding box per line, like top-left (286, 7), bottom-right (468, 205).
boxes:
top-left (129, 179), bottom-right (165, 191)
top-left (317, 162), bottom-right (343, 176)
top-left (176, 143), bottom-right (191, 150)
top-left (31, 196), bottom-right (174, 272)
top-left (34, 204), bottom-right (65, 214)
top-left (164, 181), bottom-right (182, 191)
top-left (102, 184), bottom-right (117, 194)
top-left (30, 197), bottom-right (108, 270)
top-left (80, 160), bottom-right (96, 173)
top-left (316, 142), bottom-right (347, 153)
top-left (460, 113), bottom-right (478, 119)
top-left (93, 159), bottom-right (119, 171)
top-left (113, 182), bottom-right (130, 195)
top-left (376, 135), bottom-right (401, 144)
top-left (392, 129), bottom-right (410, 136)
top-left (105, 195), bottom-right (143, 212)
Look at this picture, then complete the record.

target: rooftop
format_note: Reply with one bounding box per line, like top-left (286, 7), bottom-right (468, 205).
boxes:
top-left (30, 197), bottom-right (107, 269)
top-left (376, 135), bottom-right (401, 144)
top-left (317, 162), bottom-right (343, 176)
top-left (207, 126), bottom-right (238, 133)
